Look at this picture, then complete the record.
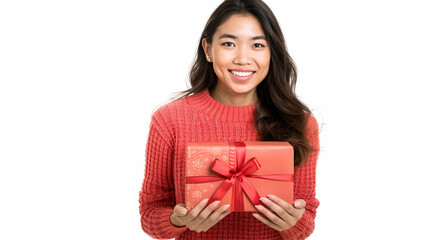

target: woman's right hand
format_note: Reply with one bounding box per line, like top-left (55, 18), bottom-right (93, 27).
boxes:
top-left (170, 198), bottom-right (231, 233)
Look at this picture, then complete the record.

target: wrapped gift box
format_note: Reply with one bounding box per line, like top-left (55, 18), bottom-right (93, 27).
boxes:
top-left (185, 141), bottom-right (293, 212)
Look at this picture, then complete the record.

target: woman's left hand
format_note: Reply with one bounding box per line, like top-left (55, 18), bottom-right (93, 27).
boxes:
top-left (252, 195), bottom-right (306, 231)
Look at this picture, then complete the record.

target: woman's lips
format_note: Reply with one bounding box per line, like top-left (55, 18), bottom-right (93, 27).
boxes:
top-left (228, 70), bottom-right (256, 81)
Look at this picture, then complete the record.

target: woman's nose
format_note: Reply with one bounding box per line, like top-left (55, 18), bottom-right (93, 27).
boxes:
top-left (233, 48), bottom-right (253, 65)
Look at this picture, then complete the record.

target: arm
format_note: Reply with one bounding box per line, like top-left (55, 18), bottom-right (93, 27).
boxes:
top-left (279, 114), bottom-right (320, 239)
top-left (138, 112), bottom-right (188, 239)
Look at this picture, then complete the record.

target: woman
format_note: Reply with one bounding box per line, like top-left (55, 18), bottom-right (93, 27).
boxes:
top-left (139, 0), bottom-right (320, 239)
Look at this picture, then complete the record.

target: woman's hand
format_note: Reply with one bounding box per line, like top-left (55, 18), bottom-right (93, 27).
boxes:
top-left (252, 195), bottom-right (306, 231)
top-left (170, 198), bottom-right (231, 233)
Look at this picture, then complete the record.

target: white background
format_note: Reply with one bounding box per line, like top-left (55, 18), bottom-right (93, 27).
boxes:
top-left (1, 0), bottom-right (422, 239)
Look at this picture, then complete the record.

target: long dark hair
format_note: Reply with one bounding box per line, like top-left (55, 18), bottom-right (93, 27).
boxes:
top-left (176, 0), bottom-right (315, 167)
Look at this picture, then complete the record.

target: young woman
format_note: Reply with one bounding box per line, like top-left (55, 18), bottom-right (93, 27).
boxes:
top-left (139, 0), bottom-right (320, 239)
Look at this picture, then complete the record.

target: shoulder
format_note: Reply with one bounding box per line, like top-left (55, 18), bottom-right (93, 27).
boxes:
top-left (147, 97), bottom-right (188, 147)
top-left (151, 90), bottom-right (206, 123)
top-left (306, 114), bottom-right (318, 132)
top-left (151, 96), bottom-right (187, 124)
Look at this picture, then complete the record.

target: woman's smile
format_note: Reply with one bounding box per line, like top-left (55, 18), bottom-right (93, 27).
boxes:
top-left (228, 69), bottom-right (256, 81)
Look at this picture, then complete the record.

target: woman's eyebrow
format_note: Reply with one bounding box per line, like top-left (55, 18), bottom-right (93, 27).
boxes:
top-left (218, 33), bottom-right (238, 39)
top-left (218, 33), bottom-right (266, 40)
top-left (252, 35), bottom-right (266, 40)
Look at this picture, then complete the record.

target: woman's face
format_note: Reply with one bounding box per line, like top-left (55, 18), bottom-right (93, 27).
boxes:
top-left (202, 14), bottom-right (271, 104)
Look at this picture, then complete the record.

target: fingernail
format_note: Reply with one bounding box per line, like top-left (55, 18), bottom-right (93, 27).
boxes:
top-left (255, 205), bottom-right (263, 210)
top-left (202, 198), bottom-right (209, 203)
top-left (294, 201), bottom-right (301, 208)
top-left (267, 195), bottom-right (276, 200)
top-left (212, 201), bottom-right (221, 207)
top-left (222, 204), bottom-right (230, 211)
top-left (259, 197), bottom-right (268, 203)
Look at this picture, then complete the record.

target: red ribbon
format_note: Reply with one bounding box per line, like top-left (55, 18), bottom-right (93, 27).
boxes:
top-left (186, 142), bottom-right (293, 212)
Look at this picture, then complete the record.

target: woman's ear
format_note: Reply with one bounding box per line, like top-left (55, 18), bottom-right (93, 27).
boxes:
top-left (201, 38), bottom-right (212, 62)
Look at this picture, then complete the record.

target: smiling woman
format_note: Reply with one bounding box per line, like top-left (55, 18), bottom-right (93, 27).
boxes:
top-left (139, 0), bottom-right (320, 239)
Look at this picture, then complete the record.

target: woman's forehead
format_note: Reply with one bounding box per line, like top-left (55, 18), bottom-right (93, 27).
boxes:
top-left (214, 14), bottom-right (266, 39)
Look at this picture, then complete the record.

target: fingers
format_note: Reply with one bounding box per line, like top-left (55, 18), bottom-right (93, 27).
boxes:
top-left (177, 199), bottom-right (231, 233)
top-left (252, 212), bottom-right (284, 231)
top-left (193, 204), bottom-right (231, 232)
top-left (253, 195), bottom-right (307, 231)
top-left (171, 199), bottom-right (209, 227)
top-left (173, 204), bottom-right (188, 217)
top-left (178, 198), bottom-right (210, 225)
top-left (266, 195), bottom-right (296, 216)
top-left (259, 196), bottom-right (295, 226)
top-left (267, 195), bottom-right (305, 220)
top-left (198, 204), bottom-right (231, 231)
top-left (187, 200), bottom-right (222, 230)
top-left (255, 201), bottom-right (290, 228)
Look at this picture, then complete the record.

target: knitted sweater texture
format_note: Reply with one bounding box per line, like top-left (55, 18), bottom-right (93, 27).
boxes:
top-left (139, 90), bottom-right (320, 240)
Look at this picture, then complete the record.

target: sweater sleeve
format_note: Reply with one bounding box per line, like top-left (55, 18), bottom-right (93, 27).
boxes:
top-left (138, 110), bottom-right (188, 239)
top-left (279, 114), bottom-right (320, 239)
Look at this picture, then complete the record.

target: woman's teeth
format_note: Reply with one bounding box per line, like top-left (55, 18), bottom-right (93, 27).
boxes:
top-left (230, 70), bottom-right (254, 77)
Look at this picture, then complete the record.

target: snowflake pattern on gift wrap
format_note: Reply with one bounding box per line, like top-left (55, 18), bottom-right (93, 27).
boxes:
top-left (193, 159), bottom-right (203, 169)
top-left (193, 190), bottom-right (202, 199)
top-left (187, 148), bottom-right (208, 175)
top-left (209, 147), bottom-right (224, 156)
top-left (189, 185), bottom-right (207, 204)
top-left (187, 153), bottom-right (210, 175)
top-left (188, 182), bottom-right (219, 204)
top-left (187, 145), bottom-right (230, 176)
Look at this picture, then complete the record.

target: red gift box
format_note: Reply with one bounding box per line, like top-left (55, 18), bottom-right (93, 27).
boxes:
top-left (185, 141), bottom-right (293, 212)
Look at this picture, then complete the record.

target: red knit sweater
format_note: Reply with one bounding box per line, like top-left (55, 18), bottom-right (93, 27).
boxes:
top-left (139, 89), bottom-right (320, 240)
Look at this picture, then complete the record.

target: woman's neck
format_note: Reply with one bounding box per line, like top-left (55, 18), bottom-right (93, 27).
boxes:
top-left (210, 87), bottom-right (258, 107)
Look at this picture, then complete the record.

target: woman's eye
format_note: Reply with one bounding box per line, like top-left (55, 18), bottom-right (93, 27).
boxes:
top-left (253, 43), bottom-right (265, 48)
top-left (222, 42), bottom-right (235, 47)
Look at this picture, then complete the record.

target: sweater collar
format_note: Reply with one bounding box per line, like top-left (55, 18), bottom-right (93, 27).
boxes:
top-left (186, 89), bottom-right (257, 123)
